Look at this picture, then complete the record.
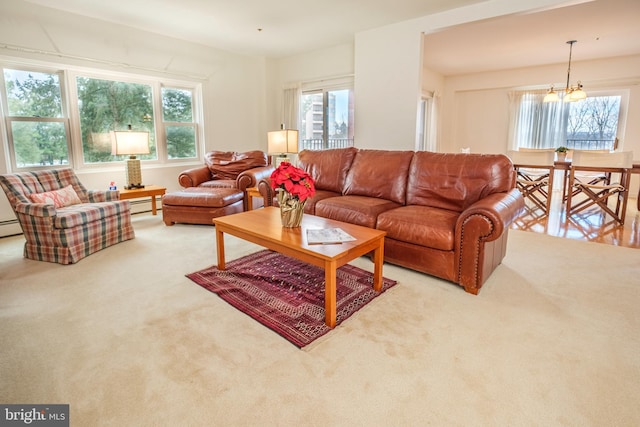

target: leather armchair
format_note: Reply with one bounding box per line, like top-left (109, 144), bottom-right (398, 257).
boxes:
top-left (162, 150), bottom-right (275, 226)
top-left (178, 150), bottom-right (274, 210)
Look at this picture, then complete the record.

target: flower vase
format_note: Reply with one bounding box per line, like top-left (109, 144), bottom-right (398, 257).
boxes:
top-left (277, 190), bottom-right (306, 228)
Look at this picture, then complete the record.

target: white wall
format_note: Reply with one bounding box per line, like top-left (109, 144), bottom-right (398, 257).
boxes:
top-left (448, 88), bottom-right (510, 155)
top-left (437, 55), bottom-right (640, 155)
top-left (0, 1), bottom-right (268, 234)
top-left (0, 2), bottom-right (269, 155)
top-left (354, 22), bottom-right (423, 150)
top-left (266, 43), bottom-right (354, 131)
top-left (432, 54), bottom-right (640, 197)
top-left (353, 0), bottom-right (583, 151)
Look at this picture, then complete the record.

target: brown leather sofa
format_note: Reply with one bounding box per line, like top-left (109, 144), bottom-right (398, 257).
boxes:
top-left (162, 150), bottom-right (274, 226)
top-left (258, 147), bottom-right (524, 294)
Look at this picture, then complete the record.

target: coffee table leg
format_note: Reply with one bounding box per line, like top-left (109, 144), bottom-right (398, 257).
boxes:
top-left (150, 195), bottom-right (157, 215)
top-left (373, 238), bottom-right (384, 292)
top-left (325, 260), bottom-right (337, 328)
top-left (215, 229), bottom-right (226, 270)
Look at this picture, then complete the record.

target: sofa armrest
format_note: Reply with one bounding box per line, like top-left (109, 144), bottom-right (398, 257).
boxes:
top-left (456, 189), bottom-right (524, 242)
top-left (15, 202), bottom-right (57, 217)
top-left (455, 189), bottom-right (524, 294)
top-left (236, 166), bottom-right (275, 191)
top-left (87, 190), bottom-right (119, 202)
top-left (257, 178), bottom-right (276, 207)
top-left (178, 166), bottom-right (213, 188)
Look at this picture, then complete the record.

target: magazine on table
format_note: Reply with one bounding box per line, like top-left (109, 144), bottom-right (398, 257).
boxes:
top-left (306, 228), bottom-right (356, 245)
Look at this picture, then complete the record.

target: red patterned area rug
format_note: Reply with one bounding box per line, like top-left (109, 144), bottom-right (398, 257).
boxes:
top-left (186, 250), bottom-right (397, 348)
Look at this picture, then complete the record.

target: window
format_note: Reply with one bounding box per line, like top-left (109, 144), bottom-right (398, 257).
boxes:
top-left (566, 96), bottom-right (621, 150)
top-left (162, 87), bottom-right (197, 159)
top-left (300, 87), bottom-right (354, 150)
top-left (76, 76), bottom-right (156, 164)
top-left (511, 90), bottom-right (625, 151)
top-left (417, 92), bottom-right (438, 152)
top-left (2, 68), bottom-right (70, 167)
top-left (1, 64), bottom-right (201, 171)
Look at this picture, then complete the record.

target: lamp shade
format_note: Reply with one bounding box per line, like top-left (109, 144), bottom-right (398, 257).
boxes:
top-left (267, 129), bottom-right (298, 155)
top-left (569, 88), bottom-right (587, 101)
top-left (543, 91), bottom-right (559, 103)
top-left (111, 130), bottom-right (150, 156)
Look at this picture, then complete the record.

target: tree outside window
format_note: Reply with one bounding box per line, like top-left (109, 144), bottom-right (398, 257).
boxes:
top-left (76, 77), bottom-right (156, 164)
top-left (566, 96), bottom-right (621, 150)
top-left (513, 91), bottom-right (623, 151)
top-left (162, 87), bottom-right (197, 159)
top-left (2, 65), bottom-right (202, 171)
top-left (3, 69), bottom-right (69, 167)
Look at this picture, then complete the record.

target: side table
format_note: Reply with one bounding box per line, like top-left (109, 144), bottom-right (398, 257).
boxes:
top-left (118, 185), bottom-right (166, 215)
top-left (245, 187), bottom-right (262, 210)
top-left (632, 162), bottom-right (640, 210)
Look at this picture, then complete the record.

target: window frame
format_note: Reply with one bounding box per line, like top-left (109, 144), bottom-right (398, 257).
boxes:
top-left (511, 87), bottom-right (629, 152)
top-left (160, 85), bottom-right (199, 160)
top-left (1, 65), bottom-right (74, 170)
top-left (299, 76), bottom-right (354, 151)
top-left (1, 59), bottom-right (204, 172)
top-left (583, 88), bottom-right (628, 150)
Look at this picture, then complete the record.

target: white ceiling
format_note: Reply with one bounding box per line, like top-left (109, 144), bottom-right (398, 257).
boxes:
top-left (423, 0), bottom-right (640, 76)
top-left (20, 0), bottom-right (640, 75)
top-left (21, 0), bottom-right (484, 58)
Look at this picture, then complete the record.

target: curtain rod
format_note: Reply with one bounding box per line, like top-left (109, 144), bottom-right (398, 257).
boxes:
top-left (298, 73), bottom-right (354, 85)
top-left (0, 43), bottom-right (209, 81)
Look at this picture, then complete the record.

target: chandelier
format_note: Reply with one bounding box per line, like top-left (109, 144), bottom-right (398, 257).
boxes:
top-left (543, 40), bottom-right (587, 103)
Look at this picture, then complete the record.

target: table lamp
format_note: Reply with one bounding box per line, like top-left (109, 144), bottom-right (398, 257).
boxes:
top-left (267, 124), bottom-right (298, 167)
top-left (111, 125), bottom-right (150, 189)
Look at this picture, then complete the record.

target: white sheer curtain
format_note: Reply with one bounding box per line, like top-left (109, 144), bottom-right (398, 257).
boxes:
top-left (417, 91), bottom-right (439, 152)
top-left (508, 89), bottom-right (570, 150)
top-left (428, 92), bottom-right (440, 152)
top-left (282, 83), bottom-right (301, 131)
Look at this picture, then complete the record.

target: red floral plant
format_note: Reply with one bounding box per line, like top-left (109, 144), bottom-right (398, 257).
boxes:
top-left (270, 162), bottom-right (316, 202)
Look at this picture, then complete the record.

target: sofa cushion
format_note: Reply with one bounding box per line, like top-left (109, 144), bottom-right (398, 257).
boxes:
top-left (298, 147), bottom-right (357, 193)
top-left (343, 150), bottom-right (414, 205)
top-left (303, 189), bottom-right (341, 215)
top-left (406, 152), bottom-right (515, 212)
top-left (377, 205), bottom-right (458, 251)
top-left (30, 185), bottom-right (82, 208)
top-left (204, 150), bottom-right (268, 180)
top-left (315, 195), bottom-right (401, 229)
top-left (53, 201), bottom-right (131, 229)
top-left (162, 187), bottom-right (244, 208)
top-left (198, 179), bottom-right (237, 189)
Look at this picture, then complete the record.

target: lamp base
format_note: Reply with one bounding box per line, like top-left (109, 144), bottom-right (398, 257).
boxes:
top-left (273, 155), bottom-right (290, 168)
top-left (124, 184), bottom-right (145, 190)
top-left (124, 158), bottom-right (145, 190)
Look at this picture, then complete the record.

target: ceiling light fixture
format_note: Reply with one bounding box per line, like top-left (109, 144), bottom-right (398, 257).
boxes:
top-left (543, 40), bottom-right (587, 103)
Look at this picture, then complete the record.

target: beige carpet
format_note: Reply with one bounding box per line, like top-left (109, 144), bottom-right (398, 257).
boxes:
top-left (1, 214), bottom-right (638, 426)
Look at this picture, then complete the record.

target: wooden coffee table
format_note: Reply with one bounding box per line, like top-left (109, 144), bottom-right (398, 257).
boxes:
top-left (212, 207), bottom-right (386, 328)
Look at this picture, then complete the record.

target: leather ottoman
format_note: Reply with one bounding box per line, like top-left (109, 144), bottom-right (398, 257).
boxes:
top-left (162, 187), bottom-right (244, 226)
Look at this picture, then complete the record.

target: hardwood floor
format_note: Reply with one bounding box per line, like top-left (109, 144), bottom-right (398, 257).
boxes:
top-left (511, 185), bottom-right (640, 249)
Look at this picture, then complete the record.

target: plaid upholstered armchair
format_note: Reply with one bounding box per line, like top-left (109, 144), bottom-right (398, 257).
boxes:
top-left (0, 168), bottom-right (135, 264)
